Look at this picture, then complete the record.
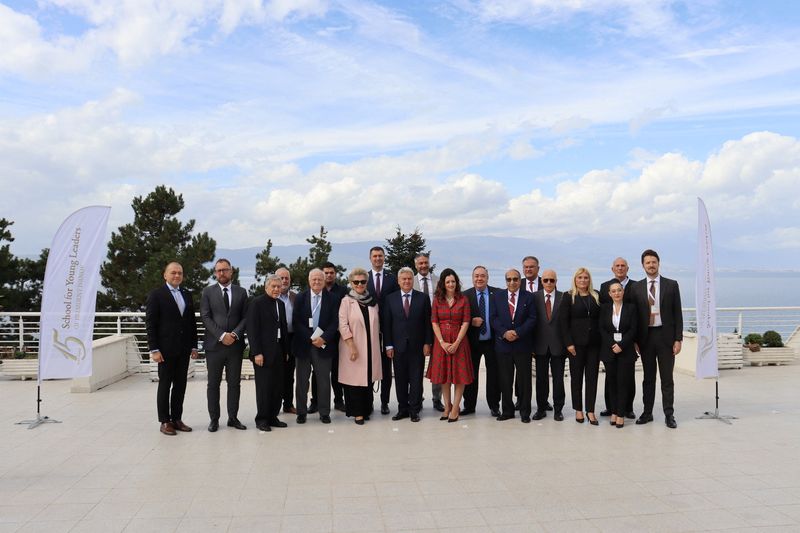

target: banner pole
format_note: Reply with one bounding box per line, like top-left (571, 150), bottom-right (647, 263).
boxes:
top-left (16, 384), bottom-right (61, 429)
top-left (696, 378), bottom-right (736, 424)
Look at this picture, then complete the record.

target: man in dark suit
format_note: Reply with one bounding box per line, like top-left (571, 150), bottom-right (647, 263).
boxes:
top-left (531, 269), bottom-right (566, 421)
top-left (146, 261), bottom-right (198, 436)
top-left (292, 269), bottom-right (340, 424)
top-left (632, 249), bottom-right (683, 429)
top-left (367, 246), bottom-right (399, 415)
top-left (200, 258), bottom-right (248, 432)
top-left (598, 257), bottom-right (638, 420)
top-left (323, 261), bottom-right (347, 412)
top-left (462, 266), bottom-right (500, 417)
top-left (275, 267), bottom-right (297, 414)
top-left (521, 256), bottom-right (543, 294)
top-left (247, 274), bottom-right (290, 432)
top-left (383, 267), bottom-right (432, 422)
top-left (412, 253), bottom-right (444, 412)
top-left (490, 268), bottom-right (537, 423)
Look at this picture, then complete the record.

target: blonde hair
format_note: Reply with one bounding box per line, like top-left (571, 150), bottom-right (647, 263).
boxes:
top-left (348, 267), bottom-right (368, 283)
top-left (569, 267), bottom-right (599, 304)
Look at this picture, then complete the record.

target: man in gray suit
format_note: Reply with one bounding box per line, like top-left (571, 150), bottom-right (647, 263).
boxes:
top-left (201, 258), bottom-right (248, 432)
top-left (412, 253), bottom-right (443, 412)
top-left (531, 269), bottom-right (565, 421)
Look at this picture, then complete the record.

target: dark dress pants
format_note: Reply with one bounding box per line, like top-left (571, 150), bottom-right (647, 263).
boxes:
top-left (254, 357), bottom-right (284, 426)
top-left (157, 353), bottom-right (190, 423)
top-left (296, 349), bottom-right (332, 417)
top-left (331, 353), bottom-right (344, 405)
top-left (393, 350), bottom-right (424, 415)
top-left (206, 345), bottom-right (243, 421)
top-left (380, 349), bottom-right (392, 405)
top-left (604, 361), bottom-right (635, 413)
top-left (281, 333), bottom-right (295, 408)
top-left (568, 344), bottom-right (599, 412)
top-left (640, 327), bottom-right (675, 417)
top-left (463, 339), bottom-right (499, 412)
top-left (498, 351), bottom-right (532, 417)
top-left (535, 349), bottom-right (565, 413)
top-left (605, 350), bottom-right (636, 416)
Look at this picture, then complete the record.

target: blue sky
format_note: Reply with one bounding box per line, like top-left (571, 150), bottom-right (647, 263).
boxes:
top-left (1, 0), bottom-right (799, 268)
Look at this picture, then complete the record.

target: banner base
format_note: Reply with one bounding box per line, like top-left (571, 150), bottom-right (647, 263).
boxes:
top-left (696, 409), bottom-right (736, 425)
top-left (15, 415), bottom-right (62, 430)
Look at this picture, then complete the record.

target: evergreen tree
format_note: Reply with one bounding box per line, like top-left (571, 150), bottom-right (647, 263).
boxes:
top-left (289, 226), bottom-right (345, 291)
top-left (0, 219), bottom-right (48, 311)
top-left (249, 239), bottom-right (284, 296)
top-left (384, 226), bottom-right (429, 274)
top-left (99, 186), bottom-right (216, 311)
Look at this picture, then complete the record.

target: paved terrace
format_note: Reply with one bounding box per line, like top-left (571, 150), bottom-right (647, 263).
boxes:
top-left (1, 364), bottom-right (799, 533)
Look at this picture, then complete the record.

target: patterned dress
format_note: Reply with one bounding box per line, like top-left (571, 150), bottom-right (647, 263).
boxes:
top-left (426, 294), bottom-right (474, 385)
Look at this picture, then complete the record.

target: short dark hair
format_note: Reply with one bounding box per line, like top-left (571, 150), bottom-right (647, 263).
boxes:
top-left (369, 246), bottom-right (385, 255)
top-left (322, 261), bottom-right (336, 270)
top-left (215, 258), bottom-right (231, 268)
top-left (522, 256), bottom-right (539, 264)
top-left (641, 249), bottom-right (660, 264)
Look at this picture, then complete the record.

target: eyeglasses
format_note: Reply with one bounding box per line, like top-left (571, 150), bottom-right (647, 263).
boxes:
top-left (542, 278), bottom-right (556, 283)
top-left (505, 277), bottom-right (520, 282)
top-left (215, 268), bottom-right (231, 273)
top-left (351, 280), bottom-right (367, 285)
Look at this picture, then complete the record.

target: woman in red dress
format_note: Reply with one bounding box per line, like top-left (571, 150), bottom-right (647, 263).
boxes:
top-left (426, 268), bottom-right (473, 422)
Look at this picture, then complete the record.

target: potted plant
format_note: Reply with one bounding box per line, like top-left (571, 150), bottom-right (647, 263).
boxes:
top-left (762, 330), bottom-right (783, 348)
top-left (743, 333), bottom-right (762, 352)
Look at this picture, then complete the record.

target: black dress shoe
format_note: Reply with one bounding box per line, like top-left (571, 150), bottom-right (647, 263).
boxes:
top-left (433, 402), bottom-right (445, 413)
top-left (173, 421), bottom-right (192, 432)
top-left (554, 411), bottom-right (564, 421)
top-left (600, 409), bottom-right (612, 417)
top-left (636, 414), bottom-right (654, 425)
top-left (490, 408), bottom-right (501, 417)
top-left (521, 416), bottom-right (531, 423)
top-left (355, 418), bottom-right (364, 425)
top-left (496, 414), bottom-right (514, 421)
top-left (320, 415), bottom-right (331, 424)
top-left (296, 414), bottom-right (306, 424)
top-left (410, 414), bottom-right (420, 422)
top-left (625, 411), bottom-right (636, 420)
top-left (546, 402), bottom-right (553, 411)
top-left (256, 424), bottom-right (271, 432)
top-left (307, 403), bottom-right (319, 414)
top-left (269, 419), bottom-right (288, 428)
top-left (532, 411), bottom-right (546, 420)
top-left (334, 401), bottom-right (346, 412)
top-left (208, 420), bottom-right (219, 432)
top-left (575, 415), bottom-right (585, 424)
top-left (460, 408), bottom-right (476, 416)
top-left (227, 418), bottom-right (247, 430)
top-left (392, 412), bottom-right (409, 421)
top-left (380, 403), bottom-right (390, 415)
top-left (665, 416), bottom-right (677, 429)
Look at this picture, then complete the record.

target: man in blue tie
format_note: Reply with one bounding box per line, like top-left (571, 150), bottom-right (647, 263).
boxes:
top-left (462, 266), bottom-right (501, 417)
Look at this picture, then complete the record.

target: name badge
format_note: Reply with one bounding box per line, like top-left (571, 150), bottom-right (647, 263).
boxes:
top-left (613, 333), bottom-right (622, 342)
top-left (308, 318), bottom-right (314, 329)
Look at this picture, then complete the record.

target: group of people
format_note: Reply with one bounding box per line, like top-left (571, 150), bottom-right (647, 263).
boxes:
top-left (145, 247), bottom-right (683, 435)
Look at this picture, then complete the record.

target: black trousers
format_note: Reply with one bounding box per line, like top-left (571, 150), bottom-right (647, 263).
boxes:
top-left (604, 359), bottom-right (635, 413)
top-left (156, 353), bottom-right (190, 423)
top-left (605, 350), bottom-right (636, 416)
top-left (568, 343), bottom-right (599, 412)
top-left (535, 350), bottom-right (565, 413)
top-left (498, 352), bottom-right (532, 417)
top-left (463, 339), bottom-right (499, 412)
top-left (640, 327), bottom-right (676, 417)
top-left (392, 350), bottom-right (425, 415)
top-left (281, 333), bottom-right (295, 408)
top-left (254, 358), bottom-right (284, 426)
top-left (331, 352), bottom-right (343, 404)
top-left (206, 345), bottom-right (244, 421)
top-left (380, 349), bottom-right (392, 405)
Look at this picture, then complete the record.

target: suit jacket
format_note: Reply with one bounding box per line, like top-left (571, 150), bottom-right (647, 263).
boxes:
top-left (532, 290), bottom-right (564, 356)
top-left (291, 289), bottom-right (340, 359)
top-left (367, 269), bottom-right (399, 306)
top-left (489, 289), bottom-right (537, 354)
top-left (463, 285), bottom-right (499, 345)
top-left (558, 292), bottom-right (601, 347)
top-left (412, 272), bottom-right (438, 303)
top-left (382, 290), bottom-right (433, 354)
top-left (145, 284), bottom-right (198, 358)
top-left (599, 302), bottom-right (638, 360)
top-left (598, 277), bottom-right (638, 305)
top-left (521, 276), bottom-right (543, 293)
top-left (246, 294), bottom-right (289, 367)
top-left (327, 283), bottom-right (348, 300)
top-left (632, 276), bottom-right (683, 345)
top-left (200, 283), bottom-right (248, 352)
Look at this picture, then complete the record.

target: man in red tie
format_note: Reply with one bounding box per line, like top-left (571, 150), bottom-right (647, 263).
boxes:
top-left (489, 269), bottom-right (537, 423)
top-left (531, 270), bottom-right (566, 421)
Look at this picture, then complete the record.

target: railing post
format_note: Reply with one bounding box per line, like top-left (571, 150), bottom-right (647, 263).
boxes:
top-left (117, 316), bottom-right (122, 335)
top-left (18, 317), bottom-right (24, 351)
top-left (737, 312), bottom-right (743, 339)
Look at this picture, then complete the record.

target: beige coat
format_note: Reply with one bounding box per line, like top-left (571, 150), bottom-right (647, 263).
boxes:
top-left (337, 296), bottom-right (382, 386)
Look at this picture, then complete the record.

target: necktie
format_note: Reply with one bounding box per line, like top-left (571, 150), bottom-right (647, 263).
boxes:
top-left (312, 294), bottom-right (320, 329)
top-left (529, 280), bottom-right (534, 292)
top-left (422, 277), bottom-right (429, 298)
top-left (648, 280), bottom-right (656, 326)
top-left (403, 293), bottom-right (410, 318)
top-left (375, 272), bottom-right (381, 297)
top-left (223, 287), bottom-right (230, 312)
top-left (545, 293), bottom-right (552, 321)
top-left (172, 288), bottom-right (185, 315)
top-left (508, 292), bottom-right (516, 318)
top-left (478, 291), bottom-right (487, 335)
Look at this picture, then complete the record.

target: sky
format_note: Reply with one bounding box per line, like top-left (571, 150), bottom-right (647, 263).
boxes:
top-left (1, 0), bottom-right (799, 269)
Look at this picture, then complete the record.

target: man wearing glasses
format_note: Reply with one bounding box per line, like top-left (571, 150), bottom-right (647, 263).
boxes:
top-left (201, 259), bottom-right (249, 432)
top-left (531, 270), bottom-right (565, 421)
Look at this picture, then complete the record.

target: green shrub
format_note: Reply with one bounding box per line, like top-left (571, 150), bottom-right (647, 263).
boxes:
top-left (743, 333), bottom-right (763, 345)
top-left (762, 330), bottom-right (783, 347)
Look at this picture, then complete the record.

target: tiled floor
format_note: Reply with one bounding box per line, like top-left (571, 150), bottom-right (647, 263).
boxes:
top-left (1, 362), bottom-right (798, 532)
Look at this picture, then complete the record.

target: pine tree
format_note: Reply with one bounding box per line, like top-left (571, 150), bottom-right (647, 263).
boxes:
top-left (0, 219), bottom-right (48, 311)
top-left (384, 226), bottom-right (429, 274)
top-left (249, 239), bottom-right (284, 295)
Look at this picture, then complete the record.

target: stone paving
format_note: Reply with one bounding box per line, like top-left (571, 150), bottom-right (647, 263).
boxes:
top-left (1, 362), bottom-right (799, 532)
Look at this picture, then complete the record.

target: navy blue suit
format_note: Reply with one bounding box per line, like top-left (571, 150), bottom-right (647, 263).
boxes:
top-left (382, 290), bottom-right (433, 415)
top-left (489, 290), bottom-right (537, 418)
top-left (368, 269), bottom-right (400, 406)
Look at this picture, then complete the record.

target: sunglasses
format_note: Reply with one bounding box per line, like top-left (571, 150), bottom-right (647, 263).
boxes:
top-left (505, 277), bottom-right (520, 282)
top-left (542, 278), bottom-right (556, 283)
top-left (351, 280), bottom-right (367, 286)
